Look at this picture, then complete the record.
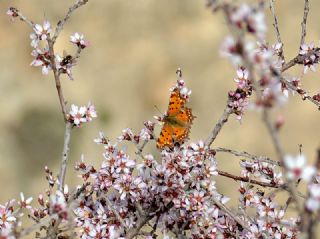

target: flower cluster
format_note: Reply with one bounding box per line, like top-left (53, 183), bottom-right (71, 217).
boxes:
top-left (284, 154), bottom-right (316, 182)
top-left (6, 10), bottom-right (89, 80)
top-left (228, 67), bottom-right (252, 121)
top-left (230, 3), bottom-right (266, 39)
top-left (68, 103), bottom-right (97, 127)
top-left (299, 42), bottom-right (320, 74)
top-left (240, 159), bottom-right (283, 186)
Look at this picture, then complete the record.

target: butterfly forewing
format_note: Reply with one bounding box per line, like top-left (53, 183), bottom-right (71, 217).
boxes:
top-left (167, 88), bottom-right (186, 117)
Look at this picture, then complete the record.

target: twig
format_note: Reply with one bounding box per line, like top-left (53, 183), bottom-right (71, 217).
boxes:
top-left (271, 66), bottom-right (320, 109)
top-left (10, 8), bottom-right (34, 28)
top-left (205, 104), bottom-right (234, 147)
top-left (281, 48), bottom-right (320, 72)
top-left (58, 122), bottom-right (73, 191)
top-left (262, 110), bottom-right (284, 163)
top-left (300, 0), bottom-right (310, 47)
top-left (269, 0), bottom-right (285, 62)
top-left (212, 196), bottom-right (250, 231)
top-left (47, 38), bottom-right (68, 121)
top-left (215, 147), bottom-right (281, 166)
top-left (53, 0), bottom-right (89, 42)
top-left (217, 170), bottom-right (282, 188)
top-left (262, 109), bottom-right (303, 213)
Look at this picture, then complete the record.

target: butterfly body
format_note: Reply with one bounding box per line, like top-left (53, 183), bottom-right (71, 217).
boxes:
top-left (157, 88), bottom-right (195, 150)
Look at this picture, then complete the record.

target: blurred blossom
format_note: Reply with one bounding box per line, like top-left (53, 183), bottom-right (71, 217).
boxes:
top-left (284, 154), bottom-right (316, 182)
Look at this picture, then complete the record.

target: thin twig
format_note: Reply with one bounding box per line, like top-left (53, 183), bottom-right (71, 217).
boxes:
top-left (271, 66), bottom-right (320, 109)
top-left (262, 110), bottom-right (284, 163)
top-left (300, 0), bottom-right (310, 47)
top-left (47, 38), bottom-right (68, 121)
top-left (205, 104), bottom-right (234, 147)
top-left (58, 122), bottom-right (72, 191)
top-left (215, 147), bottom-right (281, 166)
top-left (53, 0), bottom-right (89, 42)
top-left (269, 0), bottom-right (285, 62)
top-left (212, 196), bottom-right (251, 231)
top-left (281, 48), bottom-right (320, 72)
top-left (10, 8), bottom-right (34, 28)
top-left (217, 170), bottom-right (282, 188)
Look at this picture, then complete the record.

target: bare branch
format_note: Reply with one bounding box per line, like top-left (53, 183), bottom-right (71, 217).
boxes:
top-left (216, 147), bottom-right (281, 166)
top-left (269, 0), bottom-right (285, 62)
top-left (205, 104), bottom-right (234, 147)
top-left (58, 122), bottom-right (73, 191)
top-left (11, 8), bottom-right (34, 28)
top-left (281, 48), bottom-right (320, 72)
top-left (47, 38), bottom-right (68, 121)
top-left (217, 169), bottom-right (283, 188)
top-left (53, 0), bottom-right (90, 43)
top-left (300, 0), bottom-right (310, 47)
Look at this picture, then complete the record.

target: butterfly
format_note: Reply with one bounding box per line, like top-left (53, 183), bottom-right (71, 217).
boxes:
top-left (156, 88), bottom-right (195, 150)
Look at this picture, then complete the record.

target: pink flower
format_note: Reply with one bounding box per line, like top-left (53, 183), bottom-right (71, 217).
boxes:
top-left (284, 154), bottom-right (316, 182)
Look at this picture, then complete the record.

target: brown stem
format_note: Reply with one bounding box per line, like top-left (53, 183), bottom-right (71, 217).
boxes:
top-left (52, 0), bottom-right (90, 43)
top-left (215, 147), bottom-right (281, 166)
top-left (269, 0), bottom-right (285, 62)
top-left (47, 38), bottom-right (68, 121)
top-left (217, 170), bottom-right (282, 188)
top-left (300, 0), bottom-right (310, 47)
top-left (205, 104), bottom-right (234, 147)
top-left (58, 122), bottom-right (72, 191)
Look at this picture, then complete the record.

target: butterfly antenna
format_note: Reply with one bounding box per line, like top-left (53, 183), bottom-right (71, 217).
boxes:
top-left (154, 105), bottom-right (163, 115)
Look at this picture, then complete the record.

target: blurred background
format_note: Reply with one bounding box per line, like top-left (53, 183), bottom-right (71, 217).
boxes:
top-left (0, 0), bottom-right (319, 210)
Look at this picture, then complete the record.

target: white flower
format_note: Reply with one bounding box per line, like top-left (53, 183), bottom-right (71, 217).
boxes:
top-left (306, 183), bottom-right (320, 211)
top-left (70, 32), bottom-right (89, 48)
top-left (284, 154), bottom-right (316, 182)
top-left (69, 104), bottom-right (87, 126)
top-left (34, 20), bottom-right (51, 40)
top-left (86, 102), bottom-right (97, 121)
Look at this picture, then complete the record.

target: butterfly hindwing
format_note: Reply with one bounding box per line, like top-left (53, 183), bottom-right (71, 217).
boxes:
top-left (156, 123), bottom-right (174, 149)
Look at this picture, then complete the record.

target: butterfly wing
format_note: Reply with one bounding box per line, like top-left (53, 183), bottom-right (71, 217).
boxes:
top-left (175, 107), bottom-right (194, 126)
top-left (157, 88), bottom-right (195, 150)
top-left (171, 108), bottom-right (194, 144)
top-left (167, 88), bottom-right (186, 117)
top-left (156, 123), bottom-right (174, 149)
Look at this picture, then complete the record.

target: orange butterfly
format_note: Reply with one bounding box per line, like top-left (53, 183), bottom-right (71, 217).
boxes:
top-left (156, 88), bottom-right (195, 150)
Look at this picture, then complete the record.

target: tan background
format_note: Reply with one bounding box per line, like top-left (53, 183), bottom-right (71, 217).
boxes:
top-left (0, 0), bottom-right (319, 209)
